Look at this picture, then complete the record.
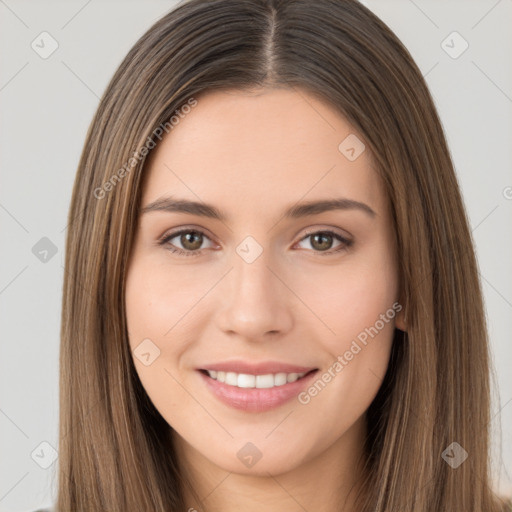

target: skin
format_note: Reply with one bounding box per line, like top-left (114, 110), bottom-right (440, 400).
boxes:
top-left (125, 86), bottom-right (406, 512)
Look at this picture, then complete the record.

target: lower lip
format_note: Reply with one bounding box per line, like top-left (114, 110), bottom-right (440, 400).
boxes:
top-left (198, 369), bottom-right (318, 412)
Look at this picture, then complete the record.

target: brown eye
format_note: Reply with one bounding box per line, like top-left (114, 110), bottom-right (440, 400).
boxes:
top-left (159, 228), bottom-right (352, 258)
top-left (159, 229), bottom-right (213, 257)
top-left (310, 232), bottom-right (334, 251)
top-left (297, 230), bottom-right (353, 255)
top-left (179, 231), bottom-right (203, 251)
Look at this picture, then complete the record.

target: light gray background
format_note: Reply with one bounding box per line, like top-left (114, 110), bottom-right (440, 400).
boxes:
top-left (0, 1), bottom-right (511, 510)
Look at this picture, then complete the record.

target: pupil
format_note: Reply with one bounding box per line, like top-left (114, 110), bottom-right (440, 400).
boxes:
top-left (182, 232), bottom-right (202, 250)
top-left (313, 233), bottom-right (332, 251)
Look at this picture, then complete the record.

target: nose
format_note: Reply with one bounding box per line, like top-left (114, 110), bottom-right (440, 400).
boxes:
top-left (215, 246), bottom-right (294, 342)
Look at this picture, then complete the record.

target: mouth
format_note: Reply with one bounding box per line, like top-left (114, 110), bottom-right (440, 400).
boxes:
top-left (198, 368), bottom-right (318, 389)
top-left (197, 366), bottom-right (319, 412)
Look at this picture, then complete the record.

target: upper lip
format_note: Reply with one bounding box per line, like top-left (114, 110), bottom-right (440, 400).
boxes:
top-left (198, 360), bottom-right (318, 375)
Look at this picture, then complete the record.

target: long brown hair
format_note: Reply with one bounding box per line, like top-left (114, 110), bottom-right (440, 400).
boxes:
top-left (58, 0), bottom-right (510, 510)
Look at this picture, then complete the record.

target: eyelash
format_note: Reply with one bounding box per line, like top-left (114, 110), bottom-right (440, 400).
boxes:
top-left (158, 227), bottom-right (353, 258)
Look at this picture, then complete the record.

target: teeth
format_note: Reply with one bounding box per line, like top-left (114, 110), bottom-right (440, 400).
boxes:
top-left (205, 370), bottom-right (310, 388)
top-left (225, 372), bottom-right (238, 386)
top-left (238, 373), bottom-right (256, 388)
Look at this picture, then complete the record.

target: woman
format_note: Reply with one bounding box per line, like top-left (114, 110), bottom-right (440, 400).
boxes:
top-left (52, 0), bottom-right (511, 510)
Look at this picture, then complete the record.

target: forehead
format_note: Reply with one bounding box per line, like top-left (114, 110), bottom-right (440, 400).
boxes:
top-left (141, 87), bottom-right (385, 219)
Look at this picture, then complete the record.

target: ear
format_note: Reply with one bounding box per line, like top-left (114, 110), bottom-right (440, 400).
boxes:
top-left (394, 297), bottom-right (407, 332)
top-left (395, 309), bottom-right (407, 332)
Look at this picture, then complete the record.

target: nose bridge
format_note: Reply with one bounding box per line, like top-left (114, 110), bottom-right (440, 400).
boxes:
top-left (230, 241), bottom-right (277, 305)
top-left (215, 238), bottom-right (293, 338)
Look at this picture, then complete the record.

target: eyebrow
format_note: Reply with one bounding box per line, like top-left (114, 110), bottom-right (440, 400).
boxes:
top-left (140, 196), bottom-right (376, 220)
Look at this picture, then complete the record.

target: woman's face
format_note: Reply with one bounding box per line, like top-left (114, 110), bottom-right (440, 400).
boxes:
top-left (125, 87), bottom-right (405, 477)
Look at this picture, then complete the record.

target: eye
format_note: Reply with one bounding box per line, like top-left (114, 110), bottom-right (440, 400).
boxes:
top-left (295, 229), bottom-right (353, 255)
top-left (158, 228), bottom-right (353, 257)
top-left (158, 228), bottom-right (215, 257)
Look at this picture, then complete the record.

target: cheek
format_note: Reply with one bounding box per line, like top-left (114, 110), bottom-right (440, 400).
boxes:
top-left (295, 253), bottom-right (399, 348)
top-left (292, 242), bottom-right (398, 418)
top-left (125, 261), bottom-right (202, 417)
top-left (125, 258), bottom-right (211, 347)
top-left (297, 276), bottom-right (397, 427)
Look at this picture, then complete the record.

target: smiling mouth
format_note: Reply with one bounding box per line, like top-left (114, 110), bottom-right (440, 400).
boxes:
top-left (199, 368), bottom-right (318, 389)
